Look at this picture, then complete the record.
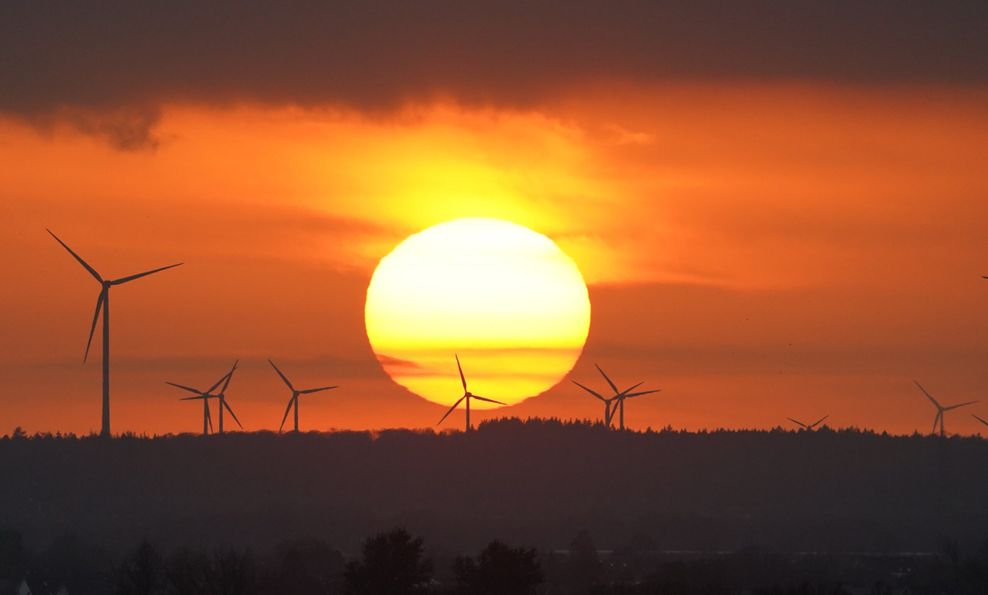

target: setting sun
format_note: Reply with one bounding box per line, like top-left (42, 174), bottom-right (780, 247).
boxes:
top-left (364, 218), bottom-right (591, 408)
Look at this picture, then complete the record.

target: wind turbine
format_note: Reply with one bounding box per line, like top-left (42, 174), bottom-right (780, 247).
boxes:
top-left (269, 359), bottom-right (337, 433)
top-left (787, 415), bottom-right (829, 431)
top-left (590, 364), bottom-right (660, 430)
top-left (438, 354), bottom-right (506, 432)
top-left (572, 379), bottom-right (618, 426)
top-left (167, 362), bottom-right (241, 435)
top-left (972, 414), bottom-right (988, 429)
top-left (48, 229), bottom-right (182, 437)
top-left (915, 381), bottom-right (976, 437)
top-left (571, 377), bottom-right (644, 427)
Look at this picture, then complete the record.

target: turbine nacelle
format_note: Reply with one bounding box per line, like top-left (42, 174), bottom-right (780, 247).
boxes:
top-left (270, 359), bottom-right (338, 433)
top-left (48, 229), bottom-right (182, 437)
top-left (573, 364), bottom-right (660, 429)
top-left (787, 415), bottom-right (829, 431)
top-left (915, 380), bottom-right (977, 437)
top-left (437, 355), bottom-right (506, 431)
top-left (166, 361), bottom-right (242, 434)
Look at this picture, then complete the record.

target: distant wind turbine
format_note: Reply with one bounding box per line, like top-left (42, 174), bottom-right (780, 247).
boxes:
top-left (572, 376), bottom-right (644, 427)
top-left (438, 355), bottom-right (506, 432)
top-left (915, 381), bottom-right (976, 438)
top-left (787, 415), bottom-right (829, 431)
top-left (167, 362), bottom-right (241, 435)
top-left (572, 380), bottom-right (619, 426)
top-left (48, 229), bottom-right (182, 437)
top-left (591, 364), bottom-right (660, 430)
top-left (269, 359), bottom-right (337, 433)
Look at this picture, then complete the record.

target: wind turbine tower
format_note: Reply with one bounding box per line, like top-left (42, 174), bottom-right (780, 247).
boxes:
top-left (437, 355), bottom-right (506, 432)
top-left (48, 229), bottom-right (182, 437)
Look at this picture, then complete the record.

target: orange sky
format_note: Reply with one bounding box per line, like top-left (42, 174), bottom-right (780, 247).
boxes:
top-left (2, 82), bottom-right (987, 436)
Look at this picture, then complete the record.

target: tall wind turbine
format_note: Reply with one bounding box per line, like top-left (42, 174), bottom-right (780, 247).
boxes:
top-left (592, 364), bottom-right (660, 430)
top-left (438, 354), bottom-right (506, 432)
top-left (48, 229), bottom-right (182, 437)
top-left (270, 359), bottom-right (337, 433)
top-left (572, 378), bottom-right (644, 427)
top-left (167, 362), bottom-right (241, 435)
top-left (572, 380), bottom-right (618, 426)
top-left (787, 415), bottom-right (829, 431)
top-left (915, 381), bottom-right (977, 437)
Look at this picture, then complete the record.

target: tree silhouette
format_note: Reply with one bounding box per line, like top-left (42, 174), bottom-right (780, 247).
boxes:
top-left (452, 540), bottom-right (542, 595)
top-left (567, 530), bottom-right (600, 590)
top-left (164, 548), bottom-right (210, 595)
top-left (343, 529), bottom-right (432, 595)
top-left (164, 547), bottom-right (255, 595)
top-left (206, 549), bottom-right (256, 595)
top-left (0, 528), bottom-right (27, 594)
top-left (116, 541), bottom-right (164, 595)
top-left (261, 538), bottom-right (344, 595)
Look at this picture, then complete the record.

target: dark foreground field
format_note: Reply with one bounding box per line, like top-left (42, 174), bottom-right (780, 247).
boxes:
top-left (3, 419), bottom-right (988, 593)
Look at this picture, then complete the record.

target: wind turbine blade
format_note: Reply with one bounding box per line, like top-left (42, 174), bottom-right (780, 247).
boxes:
top-left (973, 414), bottom-right (988, 427)
top-left (300, 386), bottom-right (337, 394)
top-left (623, 389), bottom-right (661, 399)
top-left (572, 380), bottom-right (606, 401)
top-left (914, 381), bottom-right (943, 409)
top-left (455, 354), bottom-right (468, 391)
top-left (206, 372), bottom-right (231, 395)
top-left (438, 396), bottom-right (466, 425)
top-left (618, 381), bottom-right (644, 396)
top-left (83, 289), bottom-right (105, 363)
top-left (470, 394), bottom-right (507, 406)
top-left (268, 359), bottom-right (295, 391)
top-left (279, 397), bottom-right (295, 432)
top-left (179, 395), bottom-right (210, 401)
top-left (787, 417), bottom-right (808, 429)
top-left (166, 381), bottom-right (204, 395)
top-left (47, 229), bottom-right (103, 282)
top-left (932, 412), bottom-right (941, 435)
top-left (810, 415), bottom-right (829, 428)
top-left (205, 405), bottom-right (213, 433)
top-left (594, 363), bottom-right (620, 395)
top-left (110, 262), bottom-right (183, 285)
top-left (944, 400), bottom-right (978, 411)
top-left (223, 400), bottom-right (244, 429)
top-left (217, 360), bottom-right (239, 394)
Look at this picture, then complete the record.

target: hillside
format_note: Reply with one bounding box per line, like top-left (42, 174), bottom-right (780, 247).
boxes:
top-left (3, 419), bottom-right (987, 556)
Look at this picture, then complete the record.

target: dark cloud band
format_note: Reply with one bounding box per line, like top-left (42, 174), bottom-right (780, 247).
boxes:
top-left (2, 0), bottom-right (986, 146)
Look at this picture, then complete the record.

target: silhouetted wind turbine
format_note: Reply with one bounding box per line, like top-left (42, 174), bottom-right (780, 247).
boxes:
top-left (48, 229), bottom-right (182, 437)
top-left (213, 362), bottom-right (242, 434)
top-left (269, 359), bottom-right (337, 433)
top-left (787, 415), bottom-right (829, 431)
top-left (438, 355), bottom-right (506, 432)
top-left (915, 381), bottom-right (976, 437)
top-left (572, 380), bottom-right (618, 426)
top-left (593, 364), bottom-right (660, 430)
top-left (167, 362), bottom-right (241, 435)
top-left (572, 377), bottom-right (644, 427)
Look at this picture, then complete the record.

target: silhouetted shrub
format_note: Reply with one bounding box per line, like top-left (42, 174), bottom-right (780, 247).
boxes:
top-left (343, 529), bottom-right (432, 595)
top-left (452, 540), bottom-right (542, 595)
top-left (259, 538), bottom-right (344, 594)
top-left (117, 541), bottom-right (164, 595)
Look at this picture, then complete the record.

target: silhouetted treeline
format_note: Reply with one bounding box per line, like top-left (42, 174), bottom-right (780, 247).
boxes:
top-left (5, 526), bottom-right (988, 595)
top-left (2, 419), bottom-right (988, 558)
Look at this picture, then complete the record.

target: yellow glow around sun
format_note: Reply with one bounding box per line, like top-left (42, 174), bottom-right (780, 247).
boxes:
top-left (365, 218), bottom-right (591, 408)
